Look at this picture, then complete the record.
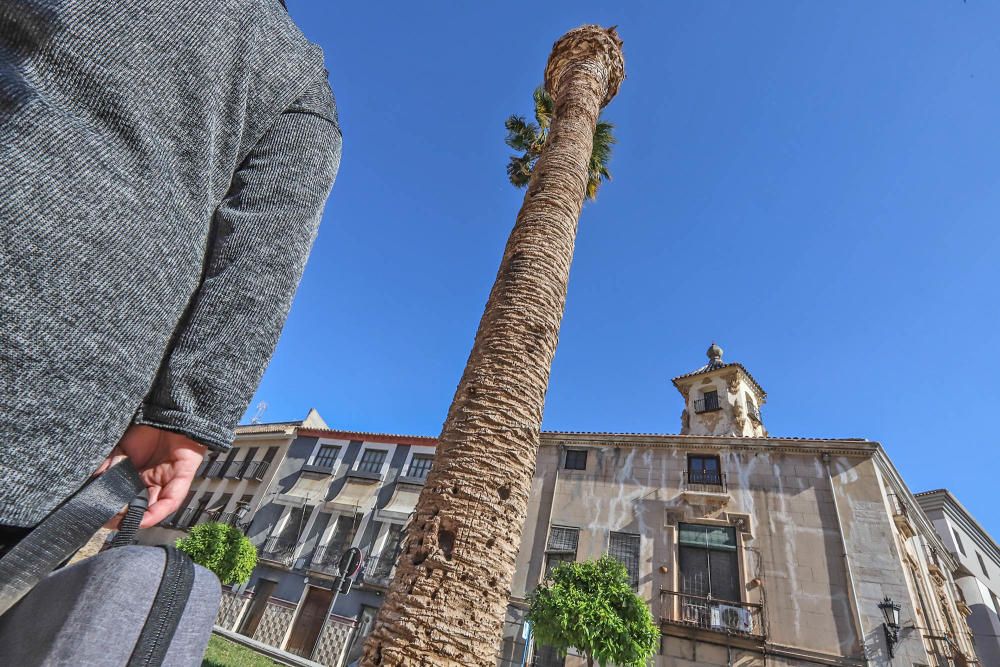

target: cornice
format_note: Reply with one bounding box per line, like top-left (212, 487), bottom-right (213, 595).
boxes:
top-left (916, 490), bottom-right (1000, 567)
top-left (539, 431), bottom-right (877, 458)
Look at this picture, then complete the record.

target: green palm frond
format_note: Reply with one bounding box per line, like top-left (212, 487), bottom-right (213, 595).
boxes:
top-left (504, 88), bottom-right (616, 199)
top-left (504, 115), bottom-right (540, 152)
top-left (533, 86), bottom-right (554, 130)
top-left (506, 153), bottom-right (536, 188)
top-left (585, 120), bottom-right (616, 200)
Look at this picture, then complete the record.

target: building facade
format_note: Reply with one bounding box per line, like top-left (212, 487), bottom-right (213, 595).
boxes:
top-left (916, 489), bottom-right (1000, 666)
top-left (145, 346), bottom-right (980, 666)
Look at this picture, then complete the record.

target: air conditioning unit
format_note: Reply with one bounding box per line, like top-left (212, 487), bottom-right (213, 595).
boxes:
top-left (710, 604), bottom-right (752, 633)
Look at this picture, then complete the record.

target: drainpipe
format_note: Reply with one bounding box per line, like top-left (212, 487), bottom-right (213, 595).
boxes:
top-left (823, 452), bottom-right (869, 665)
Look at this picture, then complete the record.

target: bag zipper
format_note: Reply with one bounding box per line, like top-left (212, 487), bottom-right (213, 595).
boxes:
top-left (127, 546), bottom-right (196, 667)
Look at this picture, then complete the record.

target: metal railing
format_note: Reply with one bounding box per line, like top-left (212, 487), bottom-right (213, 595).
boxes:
top-left (693, 396), bottom-right (721, 413)
top-left (682, 471), bottom-right (727, 493)
top-left (887, 493), bottom-right (908, 518)
top-left (660, 590), bottom-right (764, 638)
top-left (309, 540), bottom-right (354, 574)
top-left (362, 552), bottom-right (398, 586)
top-left (747, 404), bottom-right (761, 421)
top-left (924, 543), bottom-right (945, 573)
top-left (167, 508), bottom-right (197, 528)
top-left (242, 460), bottom-right (270, 481)
top-left (260, 537), bottom-right (298, 566)
top-left (202, 460), bottom-right (224, 478)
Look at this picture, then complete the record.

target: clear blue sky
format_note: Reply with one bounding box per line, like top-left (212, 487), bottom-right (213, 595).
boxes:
top-left (249, 2), bottom-right (1000, 535)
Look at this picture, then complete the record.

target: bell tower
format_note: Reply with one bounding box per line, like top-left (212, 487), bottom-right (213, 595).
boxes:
top-left (673, 343), bottom-right (767, 437)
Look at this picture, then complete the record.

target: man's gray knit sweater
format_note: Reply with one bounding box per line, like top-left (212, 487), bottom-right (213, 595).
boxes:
top-left (0, 0), bottom-right (342, 526)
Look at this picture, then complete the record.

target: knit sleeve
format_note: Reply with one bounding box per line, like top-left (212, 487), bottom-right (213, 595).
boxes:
top-left (133, 76), bottom-right (342, 450)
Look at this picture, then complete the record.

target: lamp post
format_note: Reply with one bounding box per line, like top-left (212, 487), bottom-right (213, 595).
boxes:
top-left (878, 596), bottom-right (901, 658)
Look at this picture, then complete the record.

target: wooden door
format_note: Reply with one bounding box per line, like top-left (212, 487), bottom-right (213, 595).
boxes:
top-left (285, 586), bottom-right (333, 657)
top-left (239, 579), bottom-right (276, 638)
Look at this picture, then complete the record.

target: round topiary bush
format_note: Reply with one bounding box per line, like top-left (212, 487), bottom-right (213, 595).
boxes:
top-left (175, 522), bottom-right (258, 585)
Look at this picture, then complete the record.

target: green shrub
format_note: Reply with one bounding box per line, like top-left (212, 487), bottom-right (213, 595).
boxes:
top-left (527, 556), bottom-right (658, 667)
top-left (176, 522), bottom-right (257, 585)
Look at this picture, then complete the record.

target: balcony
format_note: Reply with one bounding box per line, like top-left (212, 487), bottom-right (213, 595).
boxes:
top-left (888, 493), bottom-right (916, 538)
top-left (202, 460), bottom-right (224, 479)
top-left (683, 471), bottom-right (727, 493)
top-left (747, 404), bottom-right (761, 422)
top-left (166, 507), bottom-right (196, 528)
top-left (361, 552), bottom-right (398, 587)
top-left (308, 540), bottom-right (354, 576)
top-left (241, 460), bottom-right (271, 481)
top-left (693, 396), bottom-right (721, 413)
top-left (924, 543), bottom-right (945, 579)
top-left (259, 537), bottom-right (298, 566)
top-left (660, 590), bottom-right (764, 641)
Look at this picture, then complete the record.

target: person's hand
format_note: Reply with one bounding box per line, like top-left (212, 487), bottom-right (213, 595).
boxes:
top-left (94, 424), bottom-right (207, 528)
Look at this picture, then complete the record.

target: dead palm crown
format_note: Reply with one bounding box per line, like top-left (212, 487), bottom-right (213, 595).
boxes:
top-left (505, 85), bottom-right (616, 200)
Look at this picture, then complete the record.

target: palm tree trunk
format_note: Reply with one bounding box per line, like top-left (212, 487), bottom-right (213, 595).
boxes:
top-left (360, 25), bottom-right (624, 667)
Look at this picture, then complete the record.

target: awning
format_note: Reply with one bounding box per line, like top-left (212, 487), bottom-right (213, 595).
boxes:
top-left (325, 478), bottom-right (380, 514)
top-left (375, 484), bottom-right (422, 522)
top-left (278, 472), bottom-right (331, 506)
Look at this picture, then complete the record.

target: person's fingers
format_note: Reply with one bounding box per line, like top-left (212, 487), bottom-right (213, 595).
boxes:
top-left (141, 475), bottom-right (189, 528)
top-left (92, 448), bottom-right (127, 477)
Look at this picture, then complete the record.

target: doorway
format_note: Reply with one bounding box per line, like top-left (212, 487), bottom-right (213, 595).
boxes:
top-left (286, 586), bottom-right (334, 657)
top-left (238, 579), bottom-right (277, 638)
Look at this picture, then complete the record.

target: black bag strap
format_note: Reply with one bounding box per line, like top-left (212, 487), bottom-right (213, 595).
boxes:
top-left (0, 459), bottom-right (144, 615)
top-left (110, 494), bottom-right (149, 549)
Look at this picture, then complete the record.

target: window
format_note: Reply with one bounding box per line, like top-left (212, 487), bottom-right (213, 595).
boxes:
top-left (218, 449), bottom-right (239, 478)
top-left (564, 449), bottom-right (588, 471)
top-left (953, 528), bottom-right (967, 556)
top-left (210, 493), bottom-right (233, 521)
top-left (238, 447), bottom-right (259, 478)
top-left (313, 444), bottom-right (341, 469)
top-left (189, 496), bottom-right (209, 527)
top-left (978, 552), bottom-right (990, 579)
top-left (678, 523), bottom-right (740, 602)
top-left (545, 526), bottom-right (579, 577)
top-left (407, 454), bottom-right (434, 479)
top-left (357, 449), bottom-right (387, 474)
top-left (609, 532), bottom-right (641, 588)
top-left (687, 455), bottom-right (722, 486)
top-left (324, 514), bottom-right (358, 556)
top-left (746, 395), bottom-right (760, 421)
top-left (695, 390), bottom-right (720, 413)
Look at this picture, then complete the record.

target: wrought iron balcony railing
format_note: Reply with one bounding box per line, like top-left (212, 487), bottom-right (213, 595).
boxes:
top-left (167, 507), bottom-right (197, 528)
top-left (240, 460), bottom-right (270, 481)
top-left (682, 471), bottom-right (727, 493)
top-left (362, 552), bottom-right (398, 586)
top-left (308, 540), bottom-right (354, 575)
top-left (887, 493), bottom-right (908, 518)
top-left (260, 537), bottom-right (298, 566)
top-left (202, 460), bottom-right (224, 478)
top-left (693, 396), bottom-right (722, 413)
top-left (747, 404), bottom-right (761, 421)
top-left (660, 590), bottom-right (764, 639)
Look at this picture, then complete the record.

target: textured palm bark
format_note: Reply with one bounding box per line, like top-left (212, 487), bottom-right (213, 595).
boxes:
top-left (360, 25), bottom-right (624, 667)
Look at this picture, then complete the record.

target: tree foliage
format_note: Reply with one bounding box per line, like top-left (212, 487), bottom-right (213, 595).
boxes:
top-left (176, 522), bottom-right (258, 585)
top-left (504, 86), bottom-right (616, 200)
top-left (527, 556), bottom-right (658, 667)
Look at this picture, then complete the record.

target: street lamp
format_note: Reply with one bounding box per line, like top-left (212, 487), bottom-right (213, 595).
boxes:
top-left (878, 596), bottom-right (901, 658)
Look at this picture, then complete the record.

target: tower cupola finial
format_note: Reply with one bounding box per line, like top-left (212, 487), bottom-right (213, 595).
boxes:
top-left (707, 342), bottom-right (723, 363)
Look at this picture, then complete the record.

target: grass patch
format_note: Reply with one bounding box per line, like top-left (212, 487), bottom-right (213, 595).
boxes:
top-left (202, 634), bottom-right (285, 667)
